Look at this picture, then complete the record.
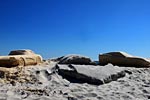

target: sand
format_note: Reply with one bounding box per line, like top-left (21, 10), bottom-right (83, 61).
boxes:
top-left (0, 61), bottom-right (150, 100)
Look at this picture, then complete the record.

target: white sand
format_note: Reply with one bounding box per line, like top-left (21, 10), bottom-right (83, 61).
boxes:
top-left (0, 62), bottom-right (150, 100)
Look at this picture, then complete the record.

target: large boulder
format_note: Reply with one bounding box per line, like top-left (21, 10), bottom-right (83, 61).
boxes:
top-left (58, 54), bottom-right (92, 65)
top-left (55, 64), bottom-right (125, 85)
top-left (99, 51), bottom-right (150, 67)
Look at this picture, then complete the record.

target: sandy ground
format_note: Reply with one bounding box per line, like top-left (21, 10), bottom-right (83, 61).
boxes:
top-left (0, 62), bottom-right (150, 100)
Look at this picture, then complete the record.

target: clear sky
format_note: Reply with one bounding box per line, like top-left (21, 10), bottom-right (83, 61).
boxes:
top-left (0, 0), bottom-right (150, 60)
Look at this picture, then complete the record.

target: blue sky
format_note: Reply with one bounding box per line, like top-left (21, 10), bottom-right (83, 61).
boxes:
top-left (0, 0), bottom-right (150, 60)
